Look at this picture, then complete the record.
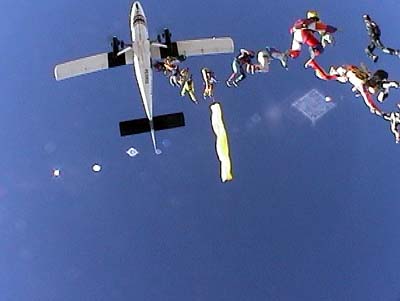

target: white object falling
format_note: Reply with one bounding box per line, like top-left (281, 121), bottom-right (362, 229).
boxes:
top-left (92, 164), bottom-right (102, 172)
top-left (126, 147), bottom-right (139, 157)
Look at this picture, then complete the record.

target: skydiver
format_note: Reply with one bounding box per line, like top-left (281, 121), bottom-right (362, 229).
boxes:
top-left (305, 59), bottom-right (382, 114)
top-left (382, 104), bottom-right (400, 143)
top-left (344, 68), bottom-right (399, 103)
top-left (250, 47), bottom-right (289, 73)
top-left (152, 57), bottom-right (180, 86)
top-left (179, 68), bottom-right (197, 103)
top-left (363, 14), bottom-right (400, 62)
top-left (226, 49), bottom-right (255, 87)
top-left (163, 56), bottom-right (181, 87)
top-left (201, 68), bottom-right (217, 100)
top-left (288, 10), bottom-right (337, 59)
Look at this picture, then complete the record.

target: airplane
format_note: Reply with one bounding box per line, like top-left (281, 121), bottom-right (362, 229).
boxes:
top-left (54, 1), bottom-right (234, 154)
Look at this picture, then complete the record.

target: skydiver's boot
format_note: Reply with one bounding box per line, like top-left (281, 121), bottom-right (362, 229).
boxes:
top-left (365, 48), bottom-right (378, 62)
top-left (377, 91), bottom-right (388, 103)
top-left (169, 75), bottom-right (179, 87)
top-left (279, 54), bottom-right (289, 70)
top-left (184, 80), bottom-right (197, 104)
top-left (226, 72), bottom-right (237, 87)
top-left (189, 92), bottom-right (197, 104)
top-left (304, 58), bottom-right (314, 69)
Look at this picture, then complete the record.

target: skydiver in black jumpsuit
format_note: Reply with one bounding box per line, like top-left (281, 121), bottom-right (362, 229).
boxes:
top-left (363, 14), bottom-right (400, 62)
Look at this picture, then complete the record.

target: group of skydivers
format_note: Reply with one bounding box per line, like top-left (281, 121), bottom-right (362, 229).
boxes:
top-left (153, 10), bottom-right (400, 143)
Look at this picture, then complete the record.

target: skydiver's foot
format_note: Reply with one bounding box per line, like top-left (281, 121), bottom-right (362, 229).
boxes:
top-left (232, 81), bottom-right (238, 87)
top-left (280, 56), bottom-right (289, 70)
top-left (377, 92), bottom-right (388, 103)
top-left (226, 81), bottom-right (232, 87)
top-left (304, 58), bottom-right (314, 69)
top-left (365, 49), bottom-right (378, 62)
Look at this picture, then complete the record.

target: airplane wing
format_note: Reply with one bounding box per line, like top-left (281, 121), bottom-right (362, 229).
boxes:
top-left (151, 37), bottom-right (234, 59)
top-left (54, 49), bottom-right (134, 81)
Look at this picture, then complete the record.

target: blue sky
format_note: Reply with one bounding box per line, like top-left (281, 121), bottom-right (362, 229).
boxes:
top-left (1, 0), bottom-right (400, 300)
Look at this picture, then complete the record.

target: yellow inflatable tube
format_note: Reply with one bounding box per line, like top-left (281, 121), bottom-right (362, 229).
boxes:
top-left (210, 102), bottom-right (233, 182)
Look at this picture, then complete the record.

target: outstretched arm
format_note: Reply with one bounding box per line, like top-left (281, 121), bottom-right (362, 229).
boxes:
top-left (315, 21), bottom-right (337, 34)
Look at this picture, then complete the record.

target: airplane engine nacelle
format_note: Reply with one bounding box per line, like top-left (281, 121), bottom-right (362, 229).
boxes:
top-left (111, 36), bottom-right (125, 56)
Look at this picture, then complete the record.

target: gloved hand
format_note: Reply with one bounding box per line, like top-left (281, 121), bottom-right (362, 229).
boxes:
top-left (321, 33), bottom-right (335, 48)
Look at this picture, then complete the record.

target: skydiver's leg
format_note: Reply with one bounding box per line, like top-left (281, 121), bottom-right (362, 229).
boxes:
top-left (246, 63), bottom-right (254, 74)
top-left (385, 113), bottom-right (400, 143)
top-left (248, 63), bottom-right (261, 74)
top-left (270, 50), bottom-right (288, 69)
top-left (302, 31), bottom-right (324, 57)
top-left (201, 69), bottom-right (210, 97)
top-left (180, 79), bottom-right (190, 97)
top-left (180, 84), bottom-right (186, 97)
top-left (256, 51), bottom-right (267, 69)
top-left (377, 90), bottom-right (388, 103)
top-left (209, 83), bottom-right (214, 97)
top-left (378, 81), bottom-right (400, 102)
top-left (374, 38), bottom-right (398, 56)
top-left (381, 47), bottom-right (400, 57)
top-left (289, 31), bottom-right (303, 58)
top-left (169, 75), bottom-right (179, 87)
top-left (360, 86), bottom-right (382, 115)
top-left (383, 47), bottom-right (400, 56)
top-left (392, 122), bottom-right (400, 143)
top-left (365, 41), bottom-right (378, 62)
top-left (235, 64), bottom-right (246, 84)
top-left (304, 59), bottom-right (337, 80)
top-left (227, 59), bottom-right (240, 86)
top-left (186, 81), bottom-right (197, 103)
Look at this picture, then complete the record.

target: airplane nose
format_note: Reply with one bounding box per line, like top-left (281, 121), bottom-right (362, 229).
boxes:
top-left (134, 2), bottom-right (142, 14)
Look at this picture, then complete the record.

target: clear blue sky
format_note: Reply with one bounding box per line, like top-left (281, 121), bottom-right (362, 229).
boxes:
top-left (1, 0), bottom-right (400, 300)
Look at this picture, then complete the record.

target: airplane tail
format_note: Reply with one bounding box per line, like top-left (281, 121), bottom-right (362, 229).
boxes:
top-left (119, 112), bottom-right (185, 137)
top-left (148, 119), bottom-right (161, 154)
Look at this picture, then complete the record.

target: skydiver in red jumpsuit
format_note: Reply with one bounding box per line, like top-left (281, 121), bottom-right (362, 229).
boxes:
top-left (288, 10), bottom-right (337, 59)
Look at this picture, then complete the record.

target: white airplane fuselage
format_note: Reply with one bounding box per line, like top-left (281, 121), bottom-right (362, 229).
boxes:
top-left (130, 2), bottom-right (153, 122)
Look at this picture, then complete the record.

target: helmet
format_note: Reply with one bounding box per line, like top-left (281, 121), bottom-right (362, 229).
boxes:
top-left (363, 14), bottom-right (371, 21)
top-left (306, 10), bottom-right (319, 20)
